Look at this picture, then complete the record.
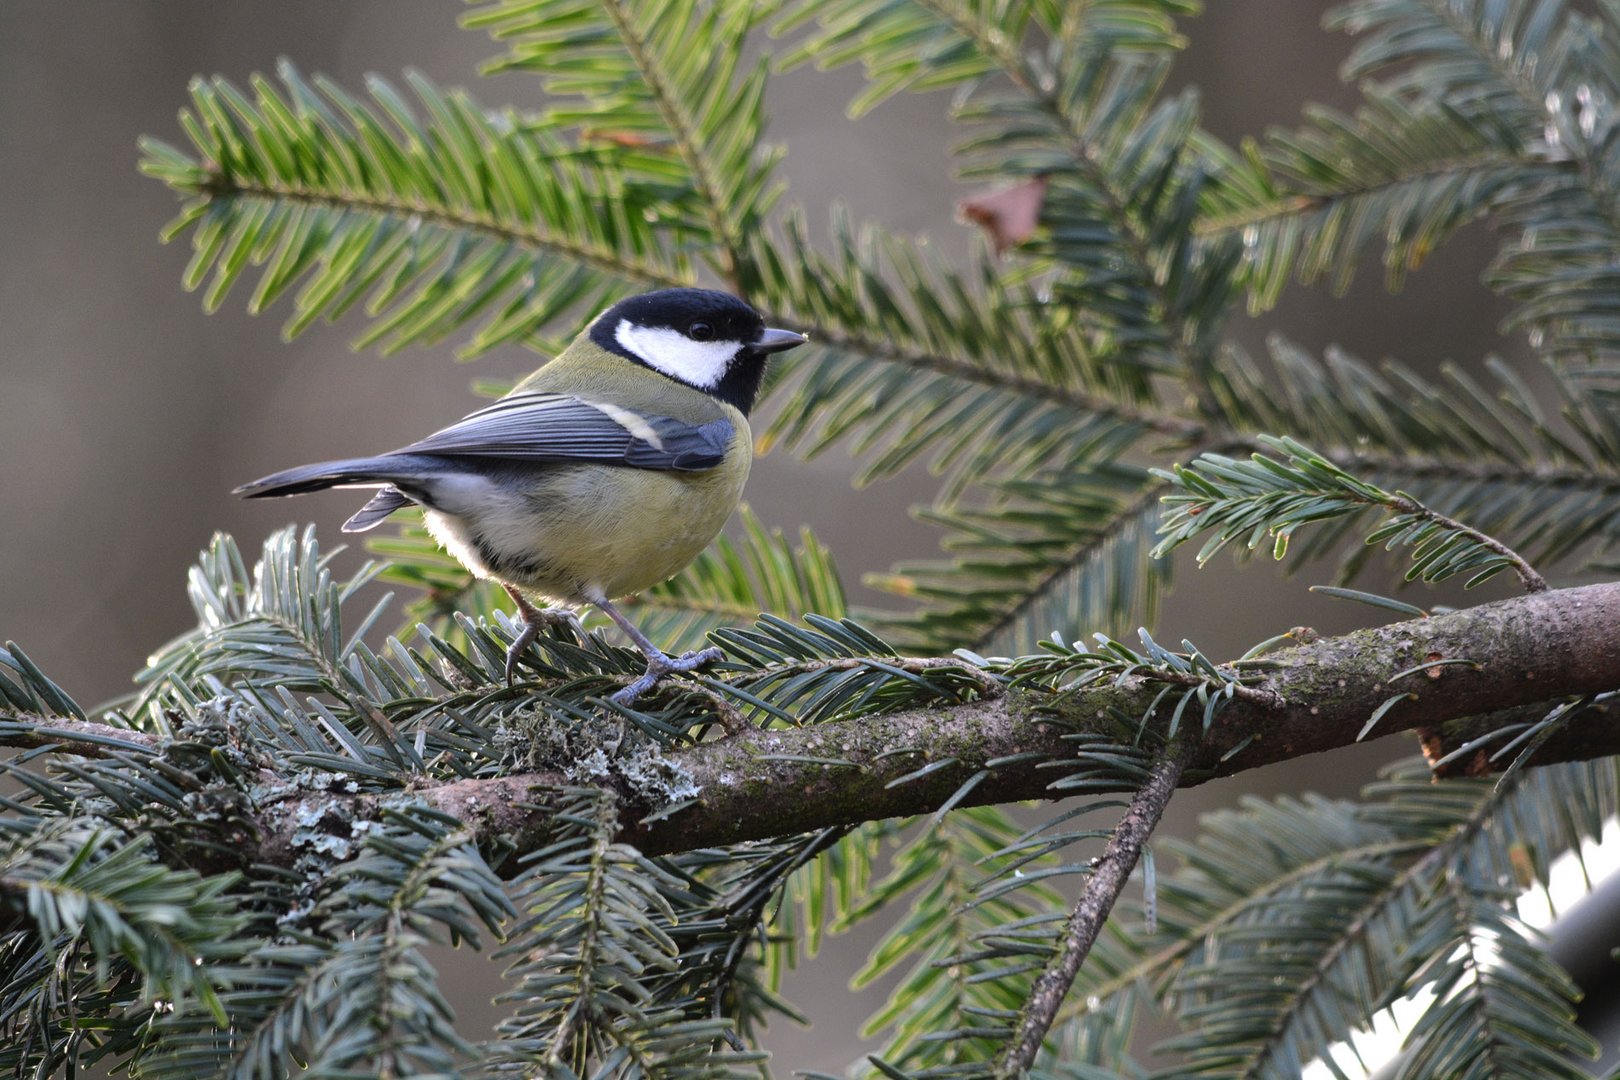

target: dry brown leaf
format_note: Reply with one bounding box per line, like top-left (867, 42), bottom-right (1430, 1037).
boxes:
top-left (957, 176), bottom-right (1048, 254)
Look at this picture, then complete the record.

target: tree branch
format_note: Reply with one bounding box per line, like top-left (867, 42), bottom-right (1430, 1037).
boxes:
top-left (594, 0), bottom-right (743, 292)
top-left (998, 745), bottom-right (1190, 1075)
top-left (200, 176), bottom-right (691, 292)
top-left (1193, 152), bottom-right (1528, 239)
top-left (8, 583), bottom-right (1620, 867)
top-left (799, 323), bottom-right (1208, 441)
top-left (1386, 492), bottom-right (1548, 592)
top-left (0, 714), bottom-right (160, 757)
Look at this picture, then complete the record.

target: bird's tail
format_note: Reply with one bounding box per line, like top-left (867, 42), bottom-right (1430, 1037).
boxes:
top-left (233, 456), bottom-right (423, 499)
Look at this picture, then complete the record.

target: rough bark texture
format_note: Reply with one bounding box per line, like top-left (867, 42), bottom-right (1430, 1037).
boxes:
top-left (6, 581), bottom-right (1620, 863)
top-left (998, 747), bottom-right (1189, 1074)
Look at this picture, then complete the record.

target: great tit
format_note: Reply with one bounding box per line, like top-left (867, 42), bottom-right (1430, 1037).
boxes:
top-left (236, 288), bottom-right (807, 704)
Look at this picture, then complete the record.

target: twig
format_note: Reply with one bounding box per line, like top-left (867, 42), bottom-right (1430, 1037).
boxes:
top-left (0, 714), bottom-right (160, 757)
top-left (1387, 494), bottom-right (1548, 593)
top-left (997, 746), bottom-right (1190, 1075)
top-left (666, 679), bottom-right (754, 737)
top-left (1118, 666), bottom-right (1284, 709)
top-left (204, 174), bottom-right (689, 292)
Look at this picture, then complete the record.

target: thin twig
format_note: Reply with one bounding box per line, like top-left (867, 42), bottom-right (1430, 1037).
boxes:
top-left (0, 713), bottom-right (160, 757)
top-left (669, 679), bottom-right (754, 737)
top-left (1388, 495), bottom-right (1549, 593)
top-left (596, 0), bottom-right (744, 293)
top-left (1118, 666), bottom-right (1284, 709)
top-left (202, 174), bottom-right (691, 292)
top-left (997, 745), bottom-right (1190, 1075)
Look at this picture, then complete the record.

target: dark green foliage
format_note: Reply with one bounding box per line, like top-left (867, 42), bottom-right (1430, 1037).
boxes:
top-left (492, 787), bottom-right (764, 1076)
top-left (0, 0), bottom-right (1603, 1075)
top-left (1050, 760), bottom-right (1616, 1080)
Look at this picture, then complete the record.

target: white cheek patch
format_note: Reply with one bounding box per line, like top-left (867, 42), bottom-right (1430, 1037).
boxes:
top-left (615, 319), bottom-right (742, 389)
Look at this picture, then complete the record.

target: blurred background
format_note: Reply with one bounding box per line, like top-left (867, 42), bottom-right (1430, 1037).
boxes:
top-left (3, 2), bottom-right (1605, 1074)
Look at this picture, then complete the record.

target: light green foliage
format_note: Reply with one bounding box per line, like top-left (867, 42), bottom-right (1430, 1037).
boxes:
top-left (872, 464), bottom-right (1166, 655)
top-left (0, 0), bottom-right (1601, 1075)
top-left (139, 64), bottom-right (693, 358)
top-left (464, 0), bottom-right (782, 269)
top-left (751, 211), bottom-right (1167, 496)
top-left (1153, 435), bottom-right (1541, 587)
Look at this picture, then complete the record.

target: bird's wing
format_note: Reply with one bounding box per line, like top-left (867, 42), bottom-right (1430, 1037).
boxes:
top-left (342, 488), bottom-right (415, 533)
top-left (391, 392), bottom-right (733, 472)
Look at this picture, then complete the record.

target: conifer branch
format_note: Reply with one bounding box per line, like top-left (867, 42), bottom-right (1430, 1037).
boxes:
top-left (594, 0), bottom-right (744, 291)
top-left (1058, 835), bottom-right (1434, 1026)
top-left (198, 172), bottom-right (691, 291)
top-left (1194, 151), bottom-right (1529, 239)
top-left (1330, 452), bottom-right (1620, 491)
top-left (802, 324), bottom-right (1207, 440)
top-left (10, 582), bottom-right (1618, 868)
top-left (1384, 491), bottom-right (1548, 592)
top-left (971, 481), bottom-right (1169, 648)
top-left (999, 745), bottom-right (1189, 1074)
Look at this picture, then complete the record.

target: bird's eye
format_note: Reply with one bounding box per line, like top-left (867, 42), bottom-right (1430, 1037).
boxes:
top-left (688, 321), bottom-right (715, 341)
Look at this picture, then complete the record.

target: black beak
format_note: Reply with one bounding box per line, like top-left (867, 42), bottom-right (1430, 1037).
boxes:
top-left (754, 327), bottom-right (809, 353)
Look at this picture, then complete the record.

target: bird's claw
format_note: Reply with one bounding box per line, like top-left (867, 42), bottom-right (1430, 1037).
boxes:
top-left (504, 607), bottom-right (585, 686)
top-left (610, 646), bottom-right (725, 706)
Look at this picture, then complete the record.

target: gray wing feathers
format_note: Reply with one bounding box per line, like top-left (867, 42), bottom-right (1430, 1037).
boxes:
top-left (234, 457), bottom-right (416, 498)
top-left (394, 393), bottom-right (732, 472)
top-left (236, 394), bottom-right (733, 517)
top-left (342, 488), bottom-right (415, 533)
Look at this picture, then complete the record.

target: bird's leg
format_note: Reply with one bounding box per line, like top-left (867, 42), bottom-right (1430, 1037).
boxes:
top-left (591, 593), bottom-right (724, 706)
top-left (502, 585), bottom-right (582, 685)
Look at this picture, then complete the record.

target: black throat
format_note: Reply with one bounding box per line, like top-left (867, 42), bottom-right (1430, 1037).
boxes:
top-left (708, 352), bottom-right (769, 416)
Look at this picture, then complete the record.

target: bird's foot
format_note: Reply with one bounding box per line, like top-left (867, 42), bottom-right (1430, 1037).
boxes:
top-left (504, 606), bottom-right (585, 685)
top-left (610, 646), bottom-right (726, 706)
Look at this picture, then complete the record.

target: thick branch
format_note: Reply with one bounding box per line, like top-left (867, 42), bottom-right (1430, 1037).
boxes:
top-left (9, 583), bottom-right (1620, 865)
top-left (608, 581), bottom-right (1620, 855)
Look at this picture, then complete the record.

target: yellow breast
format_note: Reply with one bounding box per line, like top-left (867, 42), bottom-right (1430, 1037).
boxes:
top-left (436, 341), bottom-right (753, 602)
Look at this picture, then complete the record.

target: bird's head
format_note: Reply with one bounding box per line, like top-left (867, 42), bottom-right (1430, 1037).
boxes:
top-left (589, 288), bottom-right (807, 414)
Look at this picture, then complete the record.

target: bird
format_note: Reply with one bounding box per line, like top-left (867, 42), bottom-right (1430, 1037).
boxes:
top-left (235, 287), bottom-right (808, 704)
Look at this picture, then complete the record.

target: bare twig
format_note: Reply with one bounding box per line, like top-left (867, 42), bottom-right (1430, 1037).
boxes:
top-left (997, 746), bottom-right (1190, 1074)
